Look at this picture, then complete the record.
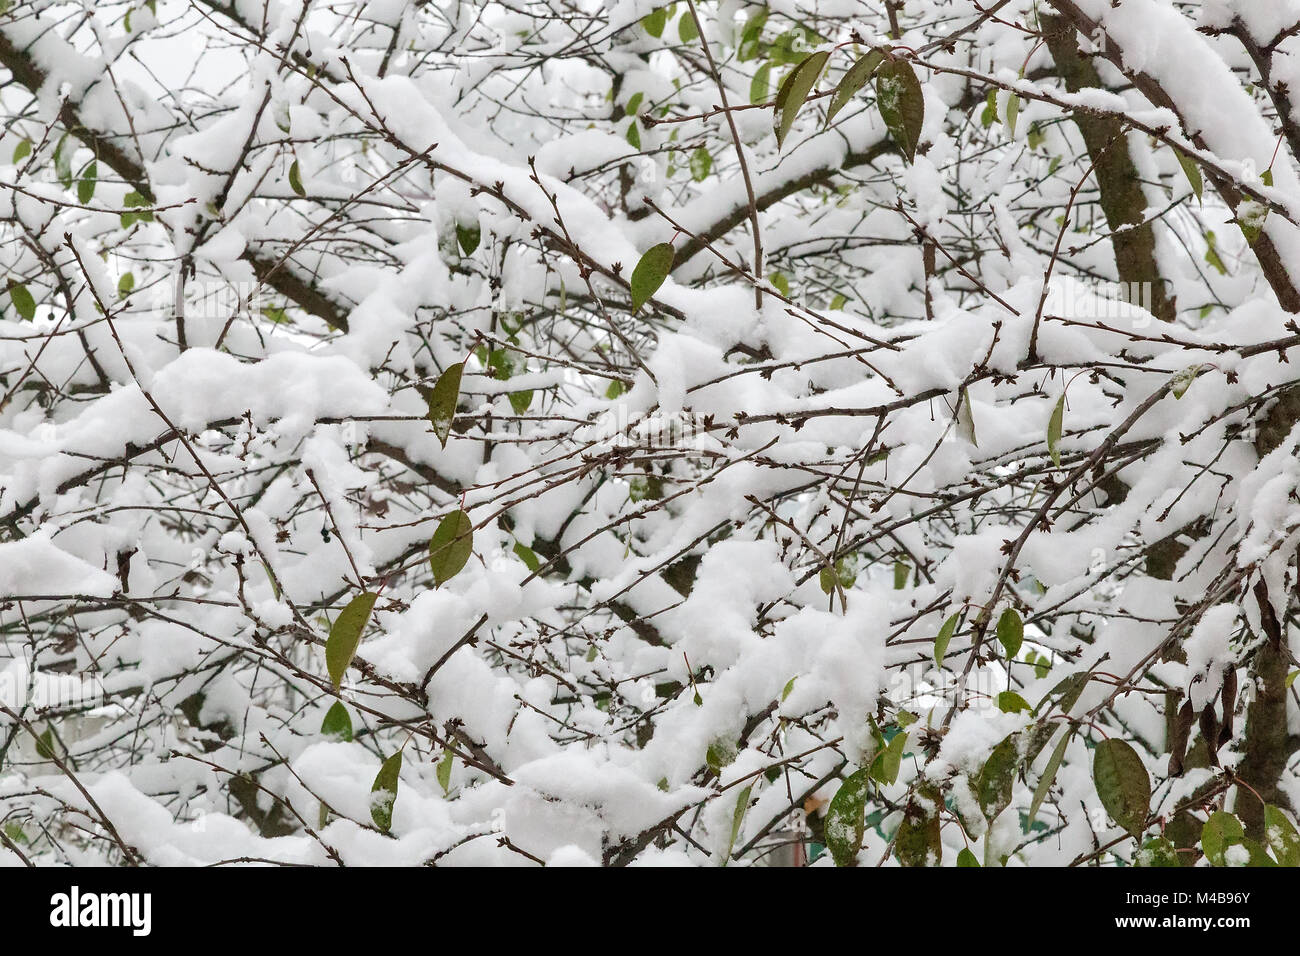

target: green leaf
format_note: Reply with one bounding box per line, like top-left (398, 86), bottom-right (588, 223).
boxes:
top-left (1136, 836), bottom-right (1181, 867)
top-left (824, 768), bottom-right (872, 866)
top-left (738, 9), bottom-right (767, 62)
top-left (869, 731), bottom-right (906, 785)
top-left (689, 147), bottom-right (712, 181)
top-left (894, 790), bottom-right (942, 867)
top-left (875, 56), bottom-right (925, 163)
top-left (818, 566), bottom-right (836, 595)
top-left (325, 592), bottom-right (378, 689)
top-left (1093, 738), bottom-right (1150, 839)
top-left (117, 272), bottom-right (135, 297)
top-left (934, 612), bottom-right (959, 667)
top-left (54, 133), bottom-right (73, 189)
top-left (320, 701), bottom-right (353, 741)
top-left (508, 388), bottom-right (532, 414)
top-left (677, 11), bottom-right (698, 44)
top-left (7, 280), bottom-right (36, 321)
top-left (629, 242), bottom-right (674, 312)
top-left (1028, 729), bottom-right (1070, 825)
top-left (1047, 392), bottom-right (1065, 467)
top-left (980, 88), bottom-right (997, 128)
top-left (1201, 810), bottom-right (1244, 866)
top-left (1264, 804), bottom-right (1300, 866)
top-left (1237, 199), bottom-right (1269, 246)
top-left (456, 222), bottom-right (481, 256)
top-left (1175, 147), bottom-right (1203, 201)
top-left (1241, 837), bottom-right (1277, 867)
top-left (773, 50), bottom-right (830, 149)
top-left (625, 119), bottom-right (641, 150)
top-left (997, 690), bottom-right (1031, 714)
top-left (1035, 671), bottom-right (1089, 717)
top-left (1004, 93), bottom-right (1020, 137)
top-left (512, 541), bottom-right (540, 572)
top-left (33, 725), bottom-right (57, 761)
top-left (12, 139), bottom-right (31, 164)
top-left (429, 508), bottom-right (474, 586)
top-left (288, 159), bottom-right (305, 197)
top-left (723, 785), bottom-right (753, 863)
top-left (893, 560), bottom-right (910, 590)
top-left (120, 189), bottom-right (154, 228)
top-left (750, 62), bottom-right (772, 105)
top-left (956, 847), bottom-right (981, 867)
top-left (705, 737), bottom-right (737, 774)
top-left (996, 607), bottom-right (1023, 658)
top-left (77, 161), bottom-right (97, 204)
top-left (825, 49), bottom-right (884, 128)
top-left (436, 748), bottom-right (454, 794)
top-left (419, 362), bottom-right (463, 448)
top-left (1204, 230), bottom-right (1228, 275)
top-left (977, 734), bottom-right (1019, 821)
top-left (370, 750), bottom-right (403, 832)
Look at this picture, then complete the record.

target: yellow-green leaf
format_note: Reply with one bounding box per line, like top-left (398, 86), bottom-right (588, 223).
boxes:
top-left (1171, 364), bottom-right (1201, 399)
top-left (1047, 392), bottom-right (1065, 466)
top-left (997, 690), bottom-right (1031, 714)
top-left (689, 147), bottom-right (712, 181)
top-left (1004, 93), bottom-right (1020, 137)
top-left (750, 62), bottom-right (772, 104)
top-left (677, 11), bottom-right (698, 43)
top-left (288, 159), bottom-right (305, 197)
top-left (436, 748), bottom-right (454, 794)
top-left (641, 7), bottom-right (666, 38)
